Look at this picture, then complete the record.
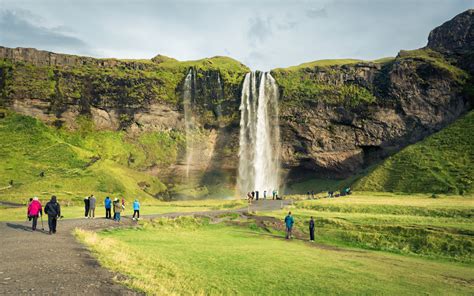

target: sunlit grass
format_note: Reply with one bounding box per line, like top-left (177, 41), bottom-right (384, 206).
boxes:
top-left (75, 217), bottom-right (474, 295)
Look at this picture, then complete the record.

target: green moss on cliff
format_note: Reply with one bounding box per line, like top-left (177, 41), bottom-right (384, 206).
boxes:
top-left (397, 48), bottom-right (468, 83)
top-left (355, 111), bottom-right (474, 194)
top-left (0, 54), bottom-right (249, 107)
top-left (272, 68), bottom-right (376, 108)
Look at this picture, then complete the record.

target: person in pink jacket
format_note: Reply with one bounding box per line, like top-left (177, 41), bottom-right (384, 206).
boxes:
top-left (27, 197), bottom-right (43, 231)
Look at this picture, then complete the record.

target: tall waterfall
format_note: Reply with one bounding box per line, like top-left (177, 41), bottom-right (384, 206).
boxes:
top-left (183, 68), bottom-right (195, 179)
top-left (238, 72), bottom-right (280, 195)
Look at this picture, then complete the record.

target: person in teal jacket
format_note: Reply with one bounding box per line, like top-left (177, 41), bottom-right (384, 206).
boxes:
top-left (284, 211), bottom-right (294, 239)
top-left (132, 199), bottom-right (140, 221)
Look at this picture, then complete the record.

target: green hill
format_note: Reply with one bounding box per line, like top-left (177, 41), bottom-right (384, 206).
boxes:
top-left (355, 111), bottom-right (474, 194)
top-left (0, 111), bottom-right (182, 204)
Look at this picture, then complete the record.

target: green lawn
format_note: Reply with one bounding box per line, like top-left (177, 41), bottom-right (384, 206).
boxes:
top-left (76, 216), bottom-right (474, 295)
top-left (267, 193), bottom-right (474, 262)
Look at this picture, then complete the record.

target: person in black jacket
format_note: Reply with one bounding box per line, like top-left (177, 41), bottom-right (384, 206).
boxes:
top-left (309, 216), bottom-right (315, 242)
top-left (44, 195), bottom-right (61, 234)
top-left (84, 196), bottom-right (90, 218)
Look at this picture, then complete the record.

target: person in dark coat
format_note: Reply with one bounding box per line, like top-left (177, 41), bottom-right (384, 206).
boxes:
top-left (255, 190), bottom-right (259, 201)
top-left (44, 195), bottom-right (61, 234)
top-left (84, 196), bottom-right (90, 218)
top-left (309, 216), bottom-right (315, 242)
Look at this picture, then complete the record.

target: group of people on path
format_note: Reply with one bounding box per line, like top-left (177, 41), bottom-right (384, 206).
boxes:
top-left (284, 211), bottom-right (315, 242)
top-left (27, 196), bottom-right (61, 234)
top-left (84, 195), bottom-right (140, 222)
top-left (26, 195), bottom-right (142, 233)
top-left (247, 189), bottom-right (280, 202)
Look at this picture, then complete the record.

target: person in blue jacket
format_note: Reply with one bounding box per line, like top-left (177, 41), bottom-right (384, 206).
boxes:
top-left (132, 199), bottom-right (140, 221)
top-left (104, 196), bottom-right (112, 219)
top-left (284, 211), bottom-right (295, 239)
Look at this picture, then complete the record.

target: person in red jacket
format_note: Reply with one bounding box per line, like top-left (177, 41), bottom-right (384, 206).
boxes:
top-left (27, 196), bottom-right (42, 231)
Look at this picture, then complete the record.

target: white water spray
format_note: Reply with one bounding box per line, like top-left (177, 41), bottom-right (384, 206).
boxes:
top-left (183, 69), bottom-right (194, 179)
top-left (238, 72), bottom-right (280, 195)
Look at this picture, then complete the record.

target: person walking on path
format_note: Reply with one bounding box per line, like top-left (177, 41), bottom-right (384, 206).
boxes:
top-left (272, 189), bottom-right (276, 200)
top-left (44, 195), bottom-right (61, 234)
top-left (88, 195), bottom-right (96, 219)
top-left (114, 198), bottom-right (123, 222)
top-left (27, 197), bottom-right (42, 231)
top-left (132, 199), bottom-right (140, 221)
top-left (309, 216), bottom-right (315, 242)
top-left (84, 196), bottom-right (90, 219)
top-left (104, 196), bottom-right (112, 219)
top-left (264, 190), bottom-right (267, 200)
top-left (284, 211), bottom-right (294, 239)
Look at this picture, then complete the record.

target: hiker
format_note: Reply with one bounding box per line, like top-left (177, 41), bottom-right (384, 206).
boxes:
top-left (272, 189), bottom-right (276, 200)
top-left (309, 216), bottom-right (315, 242)
top-left (114, 198), bottom-right (123, 222)
top-left (311, 191), bottom-right (315, 199)
top-left (251, 191), bottom-right (255, 200)
top-left (264, 190), bottom-right (267, 200)
top-left (255, 190), bottom-right (259, 201)
top-left (88, 194), bottom-right (96, 219)
top-left (284, 211), bottom-right (294, 239)
top-left (132, 199), bottom-right (140, 220)
top-left (27, 197), bottom-right (42, 231)
top-left (44, 195), bottom-right (61, 234)
top-left (104, 196), bottom-right (112, 219)
top-left (84, 196), bottom-right (90, 218)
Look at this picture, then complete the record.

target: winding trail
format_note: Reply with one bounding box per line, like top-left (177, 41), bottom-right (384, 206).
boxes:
top-left (0, 200), bottom-right (290, 295)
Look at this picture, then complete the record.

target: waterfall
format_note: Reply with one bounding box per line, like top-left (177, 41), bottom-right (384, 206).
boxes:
top-left (238, 72), bottom-right (280, 195)
top-left (183, 68), bottom-right (195, 179)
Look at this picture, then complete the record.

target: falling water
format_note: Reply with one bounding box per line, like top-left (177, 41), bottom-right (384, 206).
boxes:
top-left (238, 72), bottom-right (280, 195)
top-left (183, 68), bottom-right (195, 179)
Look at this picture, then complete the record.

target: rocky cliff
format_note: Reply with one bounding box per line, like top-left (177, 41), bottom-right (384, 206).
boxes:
top-left (0, 9), bottom-right (472, 195)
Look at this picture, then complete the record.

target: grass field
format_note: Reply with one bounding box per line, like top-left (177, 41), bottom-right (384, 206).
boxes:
top-left (76, 215), bottom-right (474, 295)
top-left (268, 193), bottom-right (473, 262)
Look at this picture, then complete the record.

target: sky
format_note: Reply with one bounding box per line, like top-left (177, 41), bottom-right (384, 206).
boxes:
top-left (0, 0), bottom-right (473, 71)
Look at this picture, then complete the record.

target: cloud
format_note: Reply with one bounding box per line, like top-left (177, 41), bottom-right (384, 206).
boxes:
top-left (247, 15), bottom-right (273, 45)
top-left (306, 8), bottom-right (328, 19)
top-left (0, 9), bottom-right (92, 54)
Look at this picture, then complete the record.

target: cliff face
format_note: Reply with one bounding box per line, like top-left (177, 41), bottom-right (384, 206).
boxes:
top-left (273, 10), bottom-right (473, 182)
top-left (0, 9), bottom-right (473, 193)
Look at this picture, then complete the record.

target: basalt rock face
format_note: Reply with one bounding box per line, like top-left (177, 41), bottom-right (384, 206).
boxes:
top-left (275, 10), bottom-right (473, 181)
top-left (427, 9), bottom-right (474, 74)
top-left (0, 9), bottom-right (473, 191)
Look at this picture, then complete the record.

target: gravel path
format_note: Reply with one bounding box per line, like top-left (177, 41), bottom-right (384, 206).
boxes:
top-left (0, 200), bottom-right (290, 295)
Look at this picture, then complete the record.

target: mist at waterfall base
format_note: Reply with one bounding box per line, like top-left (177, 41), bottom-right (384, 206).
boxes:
top-left (238, 72), bottom-right (281, 196)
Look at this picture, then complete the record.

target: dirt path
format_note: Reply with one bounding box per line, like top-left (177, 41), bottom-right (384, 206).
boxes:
top-left (0, 200), bottom-right (290, 295)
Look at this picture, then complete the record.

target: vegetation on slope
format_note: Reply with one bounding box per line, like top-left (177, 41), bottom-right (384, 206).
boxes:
top-left (0, 111), bottom-right (188, 203)
top-left (355, 111), bottom-right (474, 194)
